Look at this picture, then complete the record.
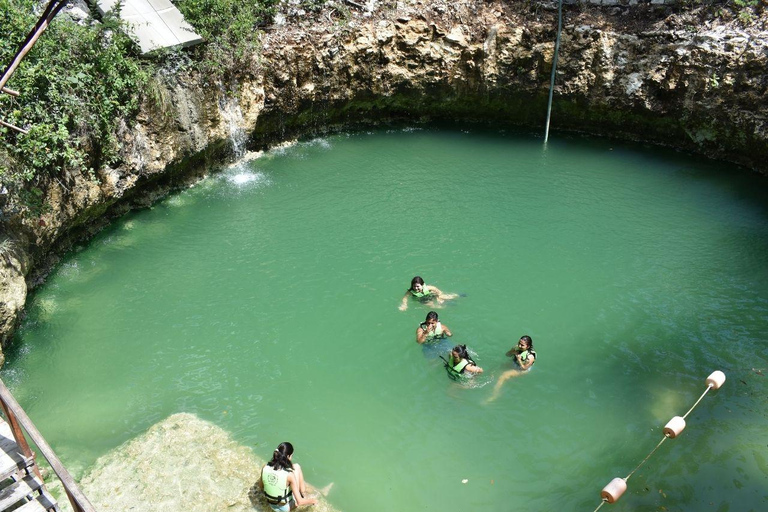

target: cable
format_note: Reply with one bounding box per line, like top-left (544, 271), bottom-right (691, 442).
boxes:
top-left (544, 0), bottom-right (564, 144)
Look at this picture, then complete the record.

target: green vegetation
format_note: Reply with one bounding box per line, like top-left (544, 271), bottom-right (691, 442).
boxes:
top-left (176, 0), bottom-right (278, 81)
top-left (0, 0), bottom-right (278, 217)
top-left (733, 0), bottom-right (760, 24)
top-left (0, 0), bottom-right (149, 214)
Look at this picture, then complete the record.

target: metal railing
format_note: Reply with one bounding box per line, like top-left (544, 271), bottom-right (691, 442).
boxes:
top-left (0, 378), bottom-right (96, 512)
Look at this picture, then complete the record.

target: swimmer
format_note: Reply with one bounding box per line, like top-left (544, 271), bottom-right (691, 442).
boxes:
top-left (399, 276), bottom-right (458, 311)
top-left (259, 442), bottom-right (317, 511)
top-left (417, 311), bottom-right (453, 344)
top-left (444, 344), bottom-right (483, 379)
top-left (486, 335), bottom-right (536, 403)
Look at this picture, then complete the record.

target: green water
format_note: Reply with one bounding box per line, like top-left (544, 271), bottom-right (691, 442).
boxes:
top-left (4, 128), bottom-right (768, 512)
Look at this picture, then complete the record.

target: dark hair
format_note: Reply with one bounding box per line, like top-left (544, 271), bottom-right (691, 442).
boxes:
top-left (420, 311), bottom-right (439, 329)
top-left (451, 344), bottom-right (476, 366)
top-left (410, 276), bottom-right (425, 290)
top-left (520, 335), bottom-right (533, 349)
top-left (267, 442), bottom-right (294, 471)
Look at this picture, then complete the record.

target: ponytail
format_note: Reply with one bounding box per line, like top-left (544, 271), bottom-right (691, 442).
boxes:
top-left (267, 442), bottom-right (294, 471)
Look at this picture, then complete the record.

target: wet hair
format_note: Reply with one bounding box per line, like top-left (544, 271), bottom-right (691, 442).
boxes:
top-left (267, 442), bottom-right (294, 471)
top-left (410, 276), bottom-right (425, 290)
top-left (520, 335), bottom-right (533, 350)
top-left (451, 344), bottom-right (476, 366)
top-left (420, 311), bottom-right (439, 329)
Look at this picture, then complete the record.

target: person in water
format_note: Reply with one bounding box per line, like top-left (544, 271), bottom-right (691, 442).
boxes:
top-left (486, 335), bottom-right (536, 402)
top-left (399, 276), bottom-right (458, 311)
top-left (417, 311), bottom-right (453, 344)
top-left (445, 344), bottom-right (483, 379)
top-left (259, 442), bottom-right (317, 511)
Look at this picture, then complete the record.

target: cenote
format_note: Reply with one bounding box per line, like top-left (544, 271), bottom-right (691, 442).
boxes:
top-left (3, 127), bottom-right (767, 512)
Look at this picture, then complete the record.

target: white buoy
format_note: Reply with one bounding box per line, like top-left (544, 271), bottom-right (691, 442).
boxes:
top-left (706, 371), bottom-right (726, 390)
top-left (663, 416), bottom-right (686, 438)
top-left (601, 477), bottom-right (627, 503)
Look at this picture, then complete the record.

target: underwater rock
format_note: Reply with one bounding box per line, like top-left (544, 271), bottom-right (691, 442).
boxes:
top-left (70, 413), bottom-right (338, 512)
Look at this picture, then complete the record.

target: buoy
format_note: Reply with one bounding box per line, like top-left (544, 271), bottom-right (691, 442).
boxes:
top-left (601, 477), bottom-right (627, 503)
top-left (663, 416), bottom-right (686, 438)
top-left (706, 371), bottom-right (726, 390)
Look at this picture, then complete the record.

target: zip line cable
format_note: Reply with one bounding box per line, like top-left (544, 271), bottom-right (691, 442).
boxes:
top-left (544, 0), bottom-right (564, 144)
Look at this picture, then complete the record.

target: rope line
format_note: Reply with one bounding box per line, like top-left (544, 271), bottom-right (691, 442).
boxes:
top-left (683, 385), bottom-right (712, 419)
top-left (591, 375), bottom-right (723, 509)
top-left (625, 436), bottom-right (668, 481)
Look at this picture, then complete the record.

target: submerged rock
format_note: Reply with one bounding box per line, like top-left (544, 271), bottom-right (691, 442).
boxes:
top-left (62, 413), bottom-right (338, 512)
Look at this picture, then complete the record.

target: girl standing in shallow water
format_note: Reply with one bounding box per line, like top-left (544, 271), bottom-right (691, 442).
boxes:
top-left (399, 276), bottom-right (458, 311)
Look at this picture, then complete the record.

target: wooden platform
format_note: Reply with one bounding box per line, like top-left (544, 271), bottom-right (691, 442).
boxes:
top-left (0, 419), bottom-right (57, 512)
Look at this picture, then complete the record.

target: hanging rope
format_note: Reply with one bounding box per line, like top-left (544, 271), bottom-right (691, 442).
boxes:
top-left (544, 0), bottom-right (564, 144)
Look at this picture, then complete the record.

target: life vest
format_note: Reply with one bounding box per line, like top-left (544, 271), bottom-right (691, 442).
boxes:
top-left (447, 357), bottom-right (470, 379)
top-left (262, 465), bottom-right (293, 505)
top-left (517, 349), bottom-right (537, 368)
top-left (410, 285), bottom-right (431, 298)
top-left (420, 321), bottom-right (444, 341)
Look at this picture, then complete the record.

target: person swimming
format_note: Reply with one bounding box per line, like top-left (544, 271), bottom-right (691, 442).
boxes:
top-left (417, 311), bottom-right (453, 344)
top-left (399, 276), bottom-right (458, 311)
top-left (486, 336), bottom-right (536, 403)
top-left (443, 344), bottom-right (483, 380)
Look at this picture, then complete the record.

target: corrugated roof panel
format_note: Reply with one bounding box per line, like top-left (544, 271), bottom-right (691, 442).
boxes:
top-left (96, 0), bottom-right (203, 53)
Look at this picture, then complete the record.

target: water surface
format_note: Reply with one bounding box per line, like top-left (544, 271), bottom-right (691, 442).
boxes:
top-left (4, 128), bottom-right (768, 512)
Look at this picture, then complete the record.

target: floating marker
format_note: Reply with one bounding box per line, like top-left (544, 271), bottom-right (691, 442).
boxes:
top-left (591, 371), bottom-right (726, 510)
top-left (600, 477), bottom-right (627, 503)
top-left (663, 416), bottom-right (686, 438)
top-left (706, 371), bottom-right (726, 390)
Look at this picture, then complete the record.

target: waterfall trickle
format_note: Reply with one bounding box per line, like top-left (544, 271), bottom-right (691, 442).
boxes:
top-left (219, 92), bottom-right (247, 159)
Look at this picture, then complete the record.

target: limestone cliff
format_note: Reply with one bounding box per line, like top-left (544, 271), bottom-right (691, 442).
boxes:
top-left (0, 1), bottom-right (766, 356)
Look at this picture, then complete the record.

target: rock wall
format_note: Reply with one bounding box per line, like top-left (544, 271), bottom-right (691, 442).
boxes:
top-left (0, 1), bottom-right (766, 356)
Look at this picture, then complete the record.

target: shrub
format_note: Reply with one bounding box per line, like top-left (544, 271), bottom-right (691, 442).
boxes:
top-left (0, 0), bottom-right (149, 214)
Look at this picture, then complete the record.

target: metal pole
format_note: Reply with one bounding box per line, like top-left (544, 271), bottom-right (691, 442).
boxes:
top-left (544, 0), bottom-right (564, 144)
top-left (0, 0), bottom-right (68, 92)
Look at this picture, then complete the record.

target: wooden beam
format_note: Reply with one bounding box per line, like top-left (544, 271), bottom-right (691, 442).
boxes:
top-left (0, 378), bottom-right (96, 512)
top-left (1, 87), bottom-right (20, 97)
top-left (0, 0), bottom-right (68, 92)
top-left (0, 401), bottom-right (41, 480)
top-left (0, 119), bottom-right (29, 134)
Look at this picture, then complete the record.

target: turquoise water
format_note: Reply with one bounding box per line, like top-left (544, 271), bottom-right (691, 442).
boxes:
top-left (3, 128), bottom-right (768, 511)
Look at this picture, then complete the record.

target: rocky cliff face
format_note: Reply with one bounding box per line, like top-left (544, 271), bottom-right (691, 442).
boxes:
top-left (0, 1), bottom-right (766, 357)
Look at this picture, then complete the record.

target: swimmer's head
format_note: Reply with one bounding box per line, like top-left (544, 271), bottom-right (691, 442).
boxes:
top-left (410, 276), bottom-right (425, 291)
top-left (518, 335), bottom-right (533, 350)
top-left (451, 344), bottom-right (469, 361)
top-left (424, 311), bottom-right (439, 325)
